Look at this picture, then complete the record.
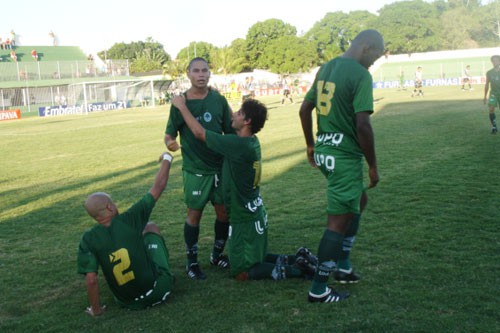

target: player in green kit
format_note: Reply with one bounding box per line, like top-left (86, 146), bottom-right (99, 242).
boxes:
top-left (172, 96), bottom-right (317, 281)
top-left (77, 152), bottom-right (175, 315)
top-left (299, 29), bottom-right (384, 303)
top-left (165, 57), bottom-right (233, 279)
top-left (483, 55), bottom-right (500, 134)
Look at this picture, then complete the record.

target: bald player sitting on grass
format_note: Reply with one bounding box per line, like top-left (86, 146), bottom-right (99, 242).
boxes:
top-left (77, 152), bottom-right (175, 316)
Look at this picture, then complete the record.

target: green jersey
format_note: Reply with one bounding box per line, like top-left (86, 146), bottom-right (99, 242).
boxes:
top-left (486, 67), bottom-right (500, 97)
top-left (77, 193), bottom-right (158, 305)
top-left (165, 89), bottom-right (233, 174)
top-left (205, 131), bottom-right (264, 224)
top-left (305, 57), bottom-right (374, 157)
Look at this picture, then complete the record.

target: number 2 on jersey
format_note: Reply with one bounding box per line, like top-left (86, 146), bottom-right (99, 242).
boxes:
top-left (316, 80), bottom-right (335, 116)
top-left (110, 248), bottom-right (135, 286)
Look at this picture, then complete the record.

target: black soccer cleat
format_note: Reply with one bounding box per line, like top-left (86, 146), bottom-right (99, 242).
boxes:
top-left (210, 253), bottom-right (230, 269)
top-left (186, 263), bottom-right (207, 280)
top-left (334, 270), bottom-right (361, 284)
top-left (308, 287), bottom-right (349, 303)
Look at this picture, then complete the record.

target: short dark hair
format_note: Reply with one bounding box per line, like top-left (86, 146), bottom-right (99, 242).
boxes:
top-left (187, 57), bottom-right (208, 71)
top-left (241, 99), bottom-right (267, 134)
top-left (491, 55), bottom-right (500, 62)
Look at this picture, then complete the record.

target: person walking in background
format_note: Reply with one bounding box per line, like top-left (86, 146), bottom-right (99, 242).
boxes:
top-left (412, 66), bottom-right (423, 97)
top-left (484, 55), bottom-right (500, 134)
top-left (173, 96), bottom-right (318, 281)
top-left (164, 57), bottom-right (233, 280)
top-left (462, 65), bottom-right (472, 91)
top-left (77, 152), bottom-right (175, 315)
top-left (299, 29), bottom-right (384, 303)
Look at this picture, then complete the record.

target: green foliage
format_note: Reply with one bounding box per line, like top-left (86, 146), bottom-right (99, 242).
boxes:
top-left (258, 36), bottom-right (318, 73)
top-left (97, 2), bottom-right (498, 74)
top-left (375, 0), bottom-right (442, 54)
top-left (130, 48), bottom-right (168, 74)
top-left (1, 87), bottom-right (499, 332)
top-left (99, 37), bottom-right (170, 63)
top-left (246, 19), bottom-right (297, 68)
top-left (176, 41), bottom-right (216, 64)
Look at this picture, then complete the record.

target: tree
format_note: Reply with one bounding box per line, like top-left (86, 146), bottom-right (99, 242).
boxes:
top-left (99, 37), bottom-right (170, 63)
top-left (175, 41), bottom-right (215, 64)
top-left (375, 0), bottom-right (442, 54)
top-left (258, 36), bottom-right (318, 73)
top-left (246, 19), bottom-right (297, 68)
top-left (305, 11), bottom-right (377, 62)
top-left (130, 48), bottom-right (167, 74)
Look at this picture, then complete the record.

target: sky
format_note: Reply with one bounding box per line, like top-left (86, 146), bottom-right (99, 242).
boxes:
top-left (3, 0), bottom-right (422, 58)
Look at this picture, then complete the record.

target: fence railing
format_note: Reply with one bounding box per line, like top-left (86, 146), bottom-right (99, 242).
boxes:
top-left (0, 59), bottom-right (130, 83)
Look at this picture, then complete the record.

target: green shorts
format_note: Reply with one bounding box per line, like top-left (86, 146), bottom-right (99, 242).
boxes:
top-left (228, 212), bottom-right (268, 277)
top-left (488, 94), bottom-right (500, 107)
top-left (314, 147), bottom-right (364, 215)
top-left (122, 233), bottom-right (173, 310)
top-left (182, 170), bottom-right (224, 210)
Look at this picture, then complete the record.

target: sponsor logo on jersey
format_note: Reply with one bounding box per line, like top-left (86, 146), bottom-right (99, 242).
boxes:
top-left (317, 132), bottom-right (344, 146)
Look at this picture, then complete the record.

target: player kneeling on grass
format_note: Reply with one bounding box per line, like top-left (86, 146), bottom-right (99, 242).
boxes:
top-left (172, 96), bottom-right (316, 281)
top-left (77, 152), bottom-right (175, 316)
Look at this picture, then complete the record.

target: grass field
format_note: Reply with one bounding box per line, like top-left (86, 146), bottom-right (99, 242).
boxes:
top-left (0, 86), bottom-right (498, 333)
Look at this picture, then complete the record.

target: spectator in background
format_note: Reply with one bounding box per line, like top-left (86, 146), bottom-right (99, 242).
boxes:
top-left (10, 50), bottom-right (17, 62)
top-left (10, 30), bottom-right (16, 47)
top-left (49, 30), bottom-right (56, 46)
top-left (5, 38), bottom-right (12, 50)
top-left (31, 49), bottom-right (39, 61)
top-left (0, 38), bottom-right (4, 50)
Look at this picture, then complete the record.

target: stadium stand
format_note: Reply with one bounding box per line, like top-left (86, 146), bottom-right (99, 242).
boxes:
top-left (0, 46), bottom-right (87, 62)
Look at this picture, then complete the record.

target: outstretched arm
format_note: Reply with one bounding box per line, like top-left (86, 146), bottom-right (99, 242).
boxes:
top-left (299, 99), bottom-right (317, 168)
top-left (149, 152), bottom-right (174, 201)
top-left (172, 95), bottom-right (206, 142)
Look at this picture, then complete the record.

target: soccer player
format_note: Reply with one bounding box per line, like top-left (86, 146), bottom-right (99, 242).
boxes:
top-left (164, 57), bottom-right (233, 280)
top-left (483, 55), bottom-right (500, 134)
top-left (77, 152), bottom-right (175, 315)
top-left (299, 29), bottom-right (384, 303)
top-left (172, 96), bottom-right (317, 281)
top-left (461, 65), bottom-right (472, 91)
top-left (412, 66), bottom-right (423, 97)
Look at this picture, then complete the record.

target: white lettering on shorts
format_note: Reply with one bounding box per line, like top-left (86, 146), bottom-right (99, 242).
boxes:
top-left (314, 153), bottom-right (336, 172)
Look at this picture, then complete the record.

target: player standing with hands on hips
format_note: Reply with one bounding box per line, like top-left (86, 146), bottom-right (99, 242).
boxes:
top-left (299, 29), bottom-right (384, 303)
top-left (164, 57), bottom-right (233, 279)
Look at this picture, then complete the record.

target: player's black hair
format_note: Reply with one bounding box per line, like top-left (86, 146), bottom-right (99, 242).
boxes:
top-left (241, 99), bottom-right (267, 134)
top-left (491, 55), bottom-right (500, 62)
top-left (187, 57), bottom-right (208, 71)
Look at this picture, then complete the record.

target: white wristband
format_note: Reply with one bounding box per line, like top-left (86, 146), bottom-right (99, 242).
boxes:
top-left (162, 154), bottom-right (173, 163)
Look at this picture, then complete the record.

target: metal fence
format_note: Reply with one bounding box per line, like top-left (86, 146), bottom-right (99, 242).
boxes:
top-left (1, 79), bottom-right (172, 114)
top-left (0, 59), bottom-right (130, 82)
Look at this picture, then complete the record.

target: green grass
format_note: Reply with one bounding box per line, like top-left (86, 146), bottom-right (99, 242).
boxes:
top-left (373, 56), bottom-right (490, 81)
top-left (0, 86), bottom-right (498, 332)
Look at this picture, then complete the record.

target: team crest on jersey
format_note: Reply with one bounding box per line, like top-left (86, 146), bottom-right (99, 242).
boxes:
top-left (203, 112), bottom-right (212, 123)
